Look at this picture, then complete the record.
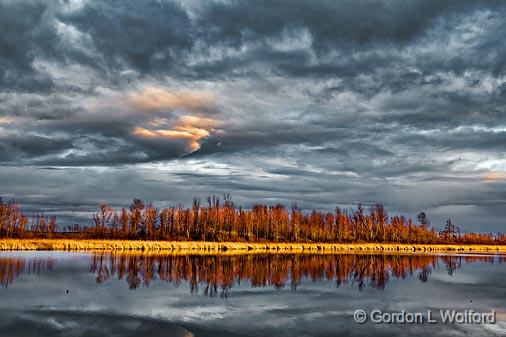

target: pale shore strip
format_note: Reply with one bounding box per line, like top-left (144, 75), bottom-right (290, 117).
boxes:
top-left (0, 239), bottom-right (505, 254)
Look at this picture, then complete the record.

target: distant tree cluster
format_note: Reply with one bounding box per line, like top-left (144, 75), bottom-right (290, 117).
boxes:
top-left (0, 198), bottom-right (57, 238)
top-left (1, 196), bottom-right (505, 244)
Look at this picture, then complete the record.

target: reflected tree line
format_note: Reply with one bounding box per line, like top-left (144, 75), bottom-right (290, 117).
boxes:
top-left (89, 253), bottom-right (505, 293)
top-left (0, 256), bottom-right (54, 288)
top-left (2, 196), bottom-right (506, 244)
top-left (1, 253), bottom-right (504, 292)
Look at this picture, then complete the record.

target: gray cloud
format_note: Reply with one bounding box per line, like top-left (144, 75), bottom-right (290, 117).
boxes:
top-left (1, 0), bottom-right (506, 231)
top-left (0, 1), bottom-right (57, 92)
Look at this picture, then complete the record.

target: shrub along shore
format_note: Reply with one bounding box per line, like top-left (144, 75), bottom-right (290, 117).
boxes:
top-left (0, 239), bottom-right (505, 254)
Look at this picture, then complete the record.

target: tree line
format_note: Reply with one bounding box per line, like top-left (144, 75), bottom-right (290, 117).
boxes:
top-left (0, 198), bottom-right (57, 238)
top-left (1, 195), bottom-right (505, 244)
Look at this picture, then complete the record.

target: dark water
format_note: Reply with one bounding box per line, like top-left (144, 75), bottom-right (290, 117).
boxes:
top-left (0, 252), bottom-right (505, 337)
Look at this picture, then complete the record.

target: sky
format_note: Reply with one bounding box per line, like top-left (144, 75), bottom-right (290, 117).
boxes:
top-left (0, 0), bottom-right (505, 232)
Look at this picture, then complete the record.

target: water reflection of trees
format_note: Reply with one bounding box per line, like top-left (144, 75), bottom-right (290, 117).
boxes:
top-left (89, 253), bottom-right (504, 294)
top-left (1, 254), bottom-right (503, 291)
top-left (0, 256), bottom-right (54, 288)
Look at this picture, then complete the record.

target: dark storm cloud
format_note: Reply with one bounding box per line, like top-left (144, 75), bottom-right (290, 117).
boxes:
top-left (57, 0), bottom-right (193, 76)
top-left (1, 0), bottom-right (506, 231)
top-left (4, 0), bottom-right (501, 86)
top-left (0, 133), bottom-right (70, 159)
top-left (0, 0), bottom-right (57, 92)
top-left (190, 0), bottom-right (506, 84)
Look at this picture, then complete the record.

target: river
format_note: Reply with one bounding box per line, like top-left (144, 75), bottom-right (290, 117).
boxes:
top-left (0, 251), bottom-right (505, 336)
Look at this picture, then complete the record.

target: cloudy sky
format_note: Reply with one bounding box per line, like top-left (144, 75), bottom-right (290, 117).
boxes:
top-left (1, 0), bottom-right (505, 232)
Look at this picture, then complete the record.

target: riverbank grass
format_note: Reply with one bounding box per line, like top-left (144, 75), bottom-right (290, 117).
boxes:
top-left (1, 239), bottom-right (505, 254)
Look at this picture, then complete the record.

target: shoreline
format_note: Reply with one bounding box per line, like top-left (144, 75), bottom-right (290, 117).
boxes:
top-left (0, 239), bottom-right (505, 254)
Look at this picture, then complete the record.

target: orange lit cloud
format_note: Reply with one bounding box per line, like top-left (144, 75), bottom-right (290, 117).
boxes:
top-left (133, 115), bottom-right (218, 152)
top-left (0, 117), bottom-right (14, 125)
top-left (495, 309), bottom-right (506, 322)
top-left (128, 86), bottom-right (216, 112)
top-left (484, 171), bottom-right (506, 182)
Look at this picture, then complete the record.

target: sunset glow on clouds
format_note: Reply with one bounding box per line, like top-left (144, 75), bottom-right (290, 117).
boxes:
top-left (484, 172), bottom-right (506, 182)
top-left (127, 86), bottom-right (220, 152)
top-left (133, 115), bottom-right (219, 152)
top-left (1, 0), bottom-right (506, 231)
top-left (0, 117), bottom-right (14, 125)
top-left (128, 86), bottom-right (216, 113)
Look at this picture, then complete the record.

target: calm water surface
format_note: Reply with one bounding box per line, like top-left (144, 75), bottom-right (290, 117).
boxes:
top-left (0, 252), bottom-right (505, 337)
